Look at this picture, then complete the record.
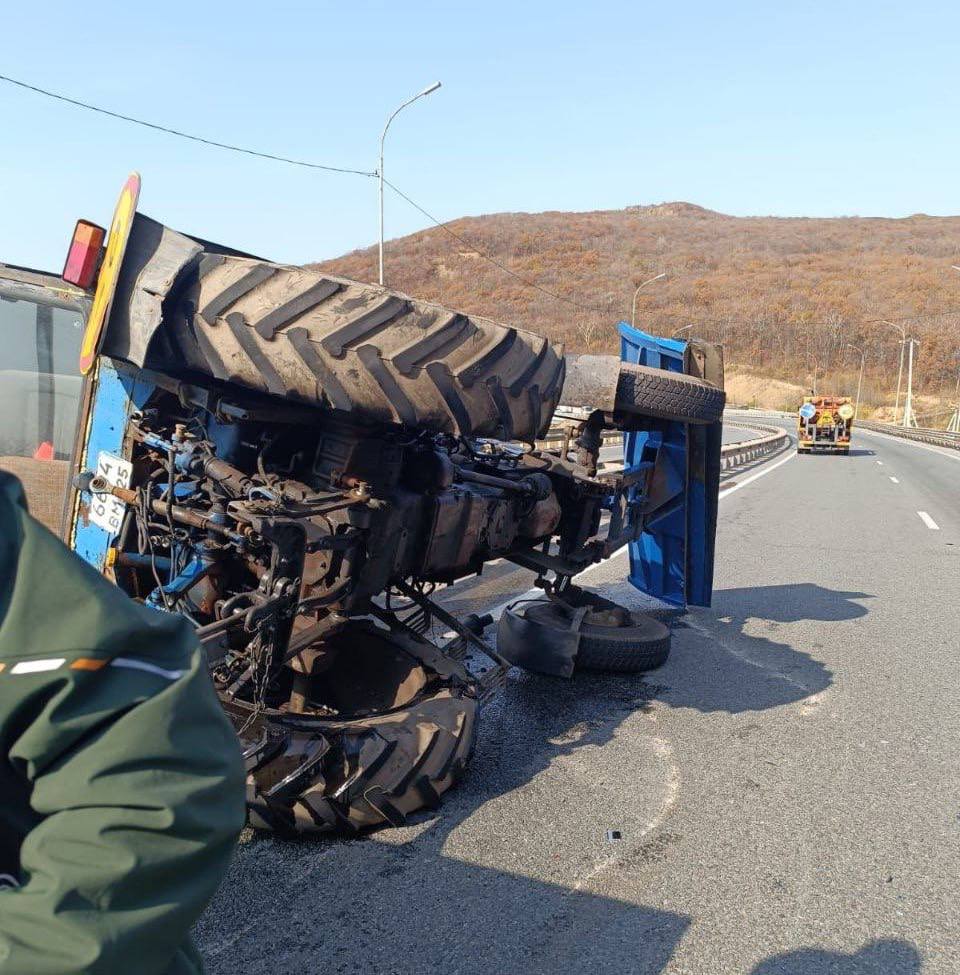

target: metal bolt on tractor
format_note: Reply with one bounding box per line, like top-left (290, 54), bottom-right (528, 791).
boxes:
top-left (0, 175), bottom-right (725, 835)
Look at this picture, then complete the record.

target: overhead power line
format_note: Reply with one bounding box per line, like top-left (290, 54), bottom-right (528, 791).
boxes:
top-left (5, 72), bottom-right (960, 330)
top-left (0, 71), bottom-right (610, 311)
top-left (383, 177), bottom-right (612, 315)
top-left (0, 73), bottom-right (376, 177)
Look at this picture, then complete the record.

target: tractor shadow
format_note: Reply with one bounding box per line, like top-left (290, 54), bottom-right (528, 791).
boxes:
top-left (196, 584), bottom-right (867, 972)
top-left (750, 937), bottom-right (922, 974)
top-left (197, 668), bottom-right (692, 974)
top-left (592, 580), bottom-right (868, 714)
top-left (664, 582), bottom-right (867, 713)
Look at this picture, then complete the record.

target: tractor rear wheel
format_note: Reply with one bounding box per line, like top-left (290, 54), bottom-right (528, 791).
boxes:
top-left (225, 624), bottom-right (478, 835)
top-left (162, 257), bottom-right (565, 441)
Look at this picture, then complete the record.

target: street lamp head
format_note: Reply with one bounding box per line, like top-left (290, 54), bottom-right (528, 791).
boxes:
top-left (379, 81), bottom-right (443, 286)
top-left (630, 271), bottom-right (668, 327)
top-left (881, 319), bottom-right (906, 339)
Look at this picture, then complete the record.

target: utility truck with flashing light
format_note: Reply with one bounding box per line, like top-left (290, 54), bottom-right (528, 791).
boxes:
top-left (797, 395), bottom-right (854, 454)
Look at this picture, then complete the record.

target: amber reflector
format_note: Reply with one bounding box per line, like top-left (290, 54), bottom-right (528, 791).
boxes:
top-left (62, 220), bottom-right (106, 289)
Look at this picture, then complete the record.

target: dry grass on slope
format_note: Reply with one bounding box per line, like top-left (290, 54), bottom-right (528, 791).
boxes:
top-left (314, 203), bottom-right (960, 413)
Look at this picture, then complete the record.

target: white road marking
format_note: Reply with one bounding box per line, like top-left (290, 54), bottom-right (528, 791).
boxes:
top-left (917, 511), bottom-right (940, 530)
top-left (876, 460), bottom-right (884, 466)
top-left (889, 476), bottom-right (900, 484)
top-left (717, 448), bottom-right (796, 500)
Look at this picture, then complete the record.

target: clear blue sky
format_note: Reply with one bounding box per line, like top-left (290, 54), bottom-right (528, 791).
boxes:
top-left (3, 0), bottom-right (959, 271)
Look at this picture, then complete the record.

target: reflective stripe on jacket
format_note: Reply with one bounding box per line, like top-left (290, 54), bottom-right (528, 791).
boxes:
top-left (0, 472), bottom-right (245, 975)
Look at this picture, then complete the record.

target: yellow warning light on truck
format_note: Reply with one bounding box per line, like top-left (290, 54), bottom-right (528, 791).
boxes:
top-left (797, 396), bottom-right (854, 454)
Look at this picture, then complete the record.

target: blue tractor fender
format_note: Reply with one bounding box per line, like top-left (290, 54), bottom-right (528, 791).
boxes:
top-left (619, 322), bottom-right (722, 608)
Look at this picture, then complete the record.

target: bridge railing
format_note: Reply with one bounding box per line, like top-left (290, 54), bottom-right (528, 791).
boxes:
top-left (856, 420), bottom-right (960, 451)
top-left (718, 421), bottom-right (789, 469)
top-left (538, 414), bottom-right (789, 471)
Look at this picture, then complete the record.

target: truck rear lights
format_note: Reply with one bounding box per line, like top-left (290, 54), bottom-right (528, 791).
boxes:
top-left (62, 219), bottom-right (106, 289)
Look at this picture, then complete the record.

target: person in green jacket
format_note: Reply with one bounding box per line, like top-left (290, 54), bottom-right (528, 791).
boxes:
top-left (0, 471), bottom-right (246, 974)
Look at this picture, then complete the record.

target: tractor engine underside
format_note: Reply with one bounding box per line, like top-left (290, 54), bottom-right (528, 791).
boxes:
top-left (89, 369), bottom-right (653, 834)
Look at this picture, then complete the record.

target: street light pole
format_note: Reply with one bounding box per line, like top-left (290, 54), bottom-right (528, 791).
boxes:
top-left (903, 337), bottom-right (919, 428)
top-left (378, 81), bottom-right (442, 286)
top-left (630, 272), bottom-right (667, 327)
top-left (845, 344), bottom-right (865, 420)
top-left (948, 270), bottom-right (960, 430)
top-left (882, 320), bottom-right (906, 424)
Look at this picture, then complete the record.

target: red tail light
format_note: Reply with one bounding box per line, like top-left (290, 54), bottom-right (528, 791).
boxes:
top-left (62, 219), bottom-right (106, 289)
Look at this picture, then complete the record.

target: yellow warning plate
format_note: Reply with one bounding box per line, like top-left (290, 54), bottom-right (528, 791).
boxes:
top-left (78, 172), bottom-right (141, 374)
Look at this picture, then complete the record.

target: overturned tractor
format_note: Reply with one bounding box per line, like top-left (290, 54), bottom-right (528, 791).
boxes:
top-left (2, 176), bottom-right (725, 835)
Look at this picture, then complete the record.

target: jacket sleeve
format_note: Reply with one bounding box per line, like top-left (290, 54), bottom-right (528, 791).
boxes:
top-left (0, 474), bottom-right (246, 975)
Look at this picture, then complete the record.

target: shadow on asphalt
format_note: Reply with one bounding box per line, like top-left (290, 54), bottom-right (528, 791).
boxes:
top-left (655, 582), bottom-right (872, 714)
top-left (750, 938), bottom-right (922, 974)
top-left (196, 584), bottom-right (875, 973)
top-left (714, 583), bottom-right (872, 624)
top-left (198, 670), bottom-right (695, 974)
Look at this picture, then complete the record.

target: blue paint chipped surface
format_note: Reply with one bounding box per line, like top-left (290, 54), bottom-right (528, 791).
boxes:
top-left (72, 358), bottom-right (155, 572)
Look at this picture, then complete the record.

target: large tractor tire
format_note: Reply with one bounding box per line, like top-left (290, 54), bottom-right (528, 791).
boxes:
top-left (159, 256), bottom-right (565, 442)
top-left (230, 624), bottom-right (478, 836)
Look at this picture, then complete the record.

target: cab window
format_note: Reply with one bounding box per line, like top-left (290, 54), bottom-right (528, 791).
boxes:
top-left (0, 283), bottom-right (85, 533)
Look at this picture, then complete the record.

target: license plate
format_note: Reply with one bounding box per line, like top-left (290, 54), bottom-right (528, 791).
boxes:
top-left (89, 451), bottom-right (133, 535)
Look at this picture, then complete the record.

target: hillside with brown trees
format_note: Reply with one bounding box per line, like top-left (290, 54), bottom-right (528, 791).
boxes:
top-left (314, 203), bottom-right (960, 421)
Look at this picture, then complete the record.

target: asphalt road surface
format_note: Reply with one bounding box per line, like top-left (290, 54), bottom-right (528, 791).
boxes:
top-left (196, 417), bottom-right (959, 975)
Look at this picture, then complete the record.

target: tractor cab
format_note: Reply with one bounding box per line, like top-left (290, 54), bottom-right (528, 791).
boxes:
top-left (0, 263), bottom-right (89, 532)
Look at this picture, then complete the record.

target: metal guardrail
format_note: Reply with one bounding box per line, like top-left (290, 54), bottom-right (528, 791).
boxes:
top-left (856, 420), bottom-right (960, 451)
top-left (719, 421), bottom-right (789, 469)
top-left (539, 416), bottom-right (789, 471)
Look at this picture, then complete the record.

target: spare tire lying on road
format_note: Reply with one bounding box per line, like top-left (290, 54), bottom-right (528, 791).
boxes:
top-left (498, 586), bottom-right (672, 678)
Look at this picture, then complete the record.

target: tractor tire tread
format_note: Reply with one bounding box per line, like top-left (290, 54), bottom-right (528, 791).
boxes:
top-left (165, 258), bottom-right (565, 439)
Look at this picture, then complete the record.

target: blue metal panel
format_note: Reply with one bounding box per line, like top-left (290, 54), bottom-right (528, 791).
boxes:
top-left (71, 357), bottom-right (155, 572)
top-left (683, 422), bottom-right (717, 609)
top-left (619, 322), bottom-right (690, 606)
